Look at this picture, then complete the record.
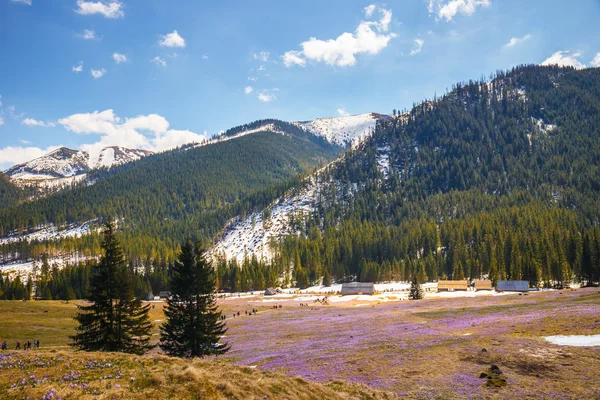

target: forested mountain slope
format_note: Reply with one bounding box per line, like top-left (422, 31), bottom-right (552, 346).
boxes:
top-left (0, 128), bottom-right (341, 262)
top-left (0, 173), bottom-right (21, 212)
top-left (212, 65), bottom-right (600, 290)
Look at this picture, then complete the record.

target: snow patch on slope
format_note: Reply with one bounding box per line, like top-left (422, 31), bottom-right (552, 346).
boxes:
top-left (293, 113), bottom-right (379, 146)
top-left (0, 222), bottom-right (93, 246)
top-left (377, 146), bottom-right (390, 179)
top-left (211, 177), bottom-right (322, 263)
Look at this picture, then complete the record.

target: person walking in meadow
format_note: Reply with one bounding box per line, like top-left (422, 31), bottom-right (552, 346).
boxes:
top-left (1, 341), bottom-right (6, 350)
top-left (15, 342), bottom-right (20, 350)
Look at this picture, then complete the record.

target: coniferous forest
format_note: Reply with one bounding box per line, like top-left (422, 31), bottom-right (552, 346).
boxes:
top-left (1, 65), bottom-right (600, 296)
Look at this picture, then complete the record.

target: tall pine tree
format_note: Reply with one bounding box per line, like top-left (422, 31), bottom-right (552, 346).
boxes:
top-left (71, 221), bottom-right (153, 354)
top-left (160, 241), bottom-right (229, 358)
top-left (409, 275), bottom-right (424, 300)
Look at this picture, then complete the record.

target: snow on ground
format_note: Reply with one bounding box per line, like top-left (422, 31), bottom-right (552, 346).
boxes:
top-left (544, 335), bottom-right (600, 347)
top-left (0, 254), bottom-right (94, 279)
top-left (0, 222), bottom-right (93, 246)
top-left (376, 146), bottom-right (390, 179)
top-left (11, 174), bottom-right (88, 190)
top-left (293, 113), bottom-right (378, 147)
top-left (211, 176), bottom-right (323, 263)
top-left (192, 123), bottom-right (286, 150)
top-left (533, 118), bottom-right (557, 134)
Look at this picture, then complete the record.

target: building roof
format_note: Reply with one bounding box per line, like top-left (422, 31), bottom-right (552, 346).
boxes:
top-left (341, 282), bottom-right (375, 294)
top-left (497, 280), bottom-right (529, 292)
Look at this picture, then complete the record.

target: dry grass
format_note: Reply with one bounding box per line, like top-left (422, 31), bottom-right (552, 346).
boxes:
top-left (1, 289), bottom-right (600, 399)
top-left (0, 351), bottom-right (397, 400)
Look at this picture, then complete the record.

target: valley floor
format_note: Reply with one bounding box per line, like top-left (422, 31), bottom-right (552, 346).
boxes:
top-left (0, 288), bottom-right (599, 399)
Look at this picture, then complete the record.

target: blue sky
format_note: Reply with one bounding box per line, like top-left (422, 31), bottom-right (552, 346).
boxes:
top-left (1, 0), bottom-right (599, 169)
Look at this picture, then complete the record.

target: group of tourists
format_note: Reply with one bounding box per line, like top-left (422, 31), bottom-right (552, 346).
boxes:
top-left (1, 340), bottom-right (40, 350)
top-left (224, 308), bottom-right (260, 320)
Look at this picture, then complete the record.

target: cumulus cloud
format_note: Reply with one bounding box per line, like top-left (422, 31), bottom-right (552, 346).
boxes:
top-left (57, 109), bottom-right (206, 156)
top-left (75, 1), bottom-right (124, 18)
top-left (252, 51), bottom-right (270, 62)
top-left (159, 30), bottom-right (186, 48)
top-left (77, 29), bottom-right (97, 40)
top-left (90, 68), bottom-right (107, 79)
top-left (22, 118), bottom-right (56, 128)
top-left (591, 52), bottom-right (600, 68)
top-left (72, 61), bottom-right (84, 73)
top-left (504, 34), bottom-right (531, 48)
top-left (282, 6), bottom-right (396, 67)
top-left (248, 76), bottom-right (257, 81)
top-left (257, 90), bottom-right (276, 102)
top-left (0, 145), bottom-right (63, 170)
top-left (337, 108), bottom-right (350, 116)
top-left (202, 54), bottom-right (209, 59)
top-left (112, 52), bottom-right (127, 64)
top-left (428, 0), bottom-right (491, 22)
top-left (541, 50), bottom-right (586, 69)
top-left (151, 56), bottom-right (167, 67)
top-left (364, 4), bottom-right (376, 18)
top-left (244, 86), bottom-right (253, 94)
top-left (282, 51), bottom-right (306, 67)
top-left (410, 39), bottom-right (424, 55)
top-left (11, 0), bottom-right (32, 5)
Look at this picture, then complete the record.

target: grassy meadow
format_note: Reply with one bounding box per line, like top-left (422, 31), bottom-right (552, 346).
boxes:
top-left (1, 288), bottom-right (600, 399)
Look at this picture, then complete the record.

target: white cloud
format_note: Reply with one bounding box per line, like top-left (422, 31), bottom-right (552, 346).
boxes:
top-left (282, 51), bottom-right (306, 67)
top-left (258, 90), bottom-right (276, 102)
top-left (0, 146), bottom-right (62, 169)
top-left (112, 52), bottom-right (127, 64)
top-left (244, 86), bottom-right (253, 94)
top-left (364, 4), bottom-right (376, 17)
top-left (22, 118), bottom-right (56, 128)
top-left (429, 0), bottom-right (491, 22)
top-left (57, 109), bottom-right (205, 155)
top-left (248, 76), bottom-right (257, 81)
top-left (151, 56), bottom-right (167, 67)
top-left (159, 30), bottom-right (186, 48)
top-left (0, 117), bottom-right (3, 126)
top-left (541, 50), bottom-right (586, 69)
top-left (337, 108), bottom-right (350, 116)
top-left (504, 34), bottom-right (531, 49)
top-left (77, 29), bottom-right (97, 40)
top-left (591, 52), bottom-right (600, 68)
top-left (11, 0), bottom-right (32, 5)
top-left (252, 51), bottom-right (270, 62)
top-left (90, 68), bottom-right (107, 79)
top-left (410, 39), bottom-right (424, 55)
top-left (258, 65), bottom-right (266, 71)
top-left (72, 61), bottom-right (83, 73)
top-left (282, 6), bottom-right (396, 67)
top-left (75, 1), bottom-right (124, 18)
top-left (7, 105), bottom-right (24, 120)
top-left (20, 139), bottom-right (31, 145)
top-left (202, 54), bottom-right (209, 59)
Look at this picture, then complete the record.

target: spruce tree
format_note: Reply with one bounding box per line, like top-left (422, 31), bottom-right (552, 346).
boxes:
top-left (409, 275), bottom-right (423, 300)
top-left (71, 221), bottom-right (153, 354)
top-left (160, 241), bottom-right (229, 358)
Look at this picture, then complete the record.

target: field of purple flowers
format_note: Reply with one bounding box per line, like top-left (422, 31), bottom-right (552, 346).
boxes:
top-left (221, 288), bottom-right (600, 399)
top-left (0, 288), bottom-right (599, 399)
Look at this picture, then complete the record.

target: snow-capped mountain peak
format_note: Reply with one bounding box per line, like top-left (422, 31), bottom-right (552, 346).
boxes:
top-left (293, 112), bottom-right (386, 147)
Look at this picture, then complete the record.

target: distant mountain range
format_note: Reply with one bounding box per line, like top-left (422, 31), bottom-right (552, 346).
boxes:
top-left (2, 113), bottom-right (380, 194)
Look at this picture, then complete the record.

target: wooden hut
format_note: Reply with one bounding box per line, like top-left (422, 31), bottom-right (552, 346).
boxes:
top-left (264, 287), bottom-right (277, 296)
top-left (436, 280), bottom-right (469, 292)
top-left (341, 282), bottom-right (375, 295)
top-left (497, 280), bottom-right (529, 292)
top-left (474, 280), bottom-right (493, 291)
